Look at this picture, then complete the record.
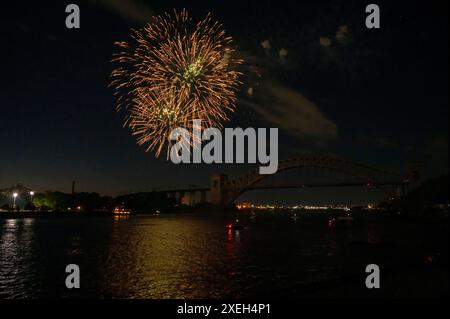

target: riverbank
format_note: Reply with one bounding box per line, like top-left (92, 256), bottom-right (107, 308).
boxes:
top-left (0, 211), bottom-right (113, 219)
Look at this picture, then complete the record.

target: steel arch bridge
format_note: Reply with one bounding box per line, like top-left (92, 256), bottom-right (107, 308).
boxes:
top-left (210, 157), bottom-right (410, 205)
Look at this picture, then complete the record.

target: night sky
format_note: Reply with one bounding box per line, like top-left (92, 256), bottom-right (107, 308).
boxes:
top-left (1, 0), bottom-right (448, 204)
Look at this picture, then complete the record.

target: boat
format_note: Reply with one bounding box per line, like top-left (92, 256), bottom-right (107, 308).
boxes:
top-left (113, 205), bottom-right (131, 215)
top-left (328, 213), bottom-right (354, 226)
top-left (227, 219), bottom-right (245, 231)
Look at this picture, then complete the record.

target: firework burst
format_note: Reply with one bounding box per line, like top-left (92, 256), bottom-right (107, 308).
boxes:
top-left (111, 9), bottom-right (242, 157)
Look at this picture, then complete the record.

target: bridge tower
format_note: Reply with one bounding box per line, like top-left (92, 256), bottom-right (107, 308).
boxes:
top-left (405, 161), bottom-right (422, 192)
top-left (211, 174), bottom-right (229, 205)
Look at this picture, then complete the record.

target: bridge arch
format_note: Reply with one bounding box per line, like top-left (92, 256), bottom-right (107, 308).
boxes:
top-left (218, 157), bottom-right (407, 205)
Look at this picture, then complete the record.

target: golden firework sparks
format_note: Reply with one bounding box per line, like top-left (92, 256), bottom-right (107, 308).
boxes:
top-left (111, 9), bottom-right (243, 157)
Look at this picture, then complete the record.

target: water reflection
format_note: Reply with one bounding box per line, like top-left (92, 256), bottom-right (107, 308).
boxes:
top-left (101, 216), bottom-right (237, 298)
top-left (0, 219), bottom-right (38, 298)
top-left (0, 213), bottom-right (446, 298)
top-left (113, 215), bottom-right (130, 224)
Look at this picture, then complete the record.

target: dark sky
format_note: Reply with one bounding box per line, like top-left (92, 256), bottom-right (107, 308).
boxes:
top-left (0, 0), bottom-right (448, 204)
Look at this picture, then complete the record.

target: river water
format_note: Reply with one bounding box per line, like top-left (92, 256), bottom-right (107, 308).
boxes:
top-left (0, 212), bottom-right (448, 298)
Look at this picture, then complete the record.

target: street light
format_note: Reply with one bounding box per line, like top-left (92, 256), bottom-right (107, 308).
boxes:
top-left (13, 193), bottom-right (18, 209)
top-left (29, 191), bottom-right (35, 203)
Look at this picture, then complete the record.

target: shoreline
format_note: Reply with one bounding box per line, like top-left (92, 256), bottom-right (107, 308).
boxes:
top-left (0, 210), bottom-right (448, 224)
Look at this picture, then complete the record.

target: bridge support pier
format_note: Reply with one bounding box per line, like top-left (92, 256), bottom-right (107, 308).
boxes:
top-left (189, 191), bottom-right (196, 206)
top-left (200, 190), bottom-right (206, 203)
top-left (175, 191), bottom-right (185, 205)
top-left (211, 174), bottom-right (230, 205)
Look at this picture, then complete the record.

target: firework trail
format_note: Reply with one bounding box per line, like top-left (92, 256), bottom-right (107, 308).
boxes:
top-left (111, 9), bottom-right (242, 157)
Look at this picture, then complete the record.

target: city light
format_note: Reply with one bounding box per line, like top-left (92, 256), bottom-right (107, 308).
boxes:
top-left (12, 192), bottom-right (18, 209)
top-left (236, 202), bottom-right (352, 212)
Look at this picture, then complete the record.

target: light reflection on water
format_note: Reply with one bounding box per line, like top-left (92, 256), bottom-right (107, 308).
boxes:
top-left (0, 218), bottom-right (40, 298)
top-left (0, 213), bottom-right (445, 298)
